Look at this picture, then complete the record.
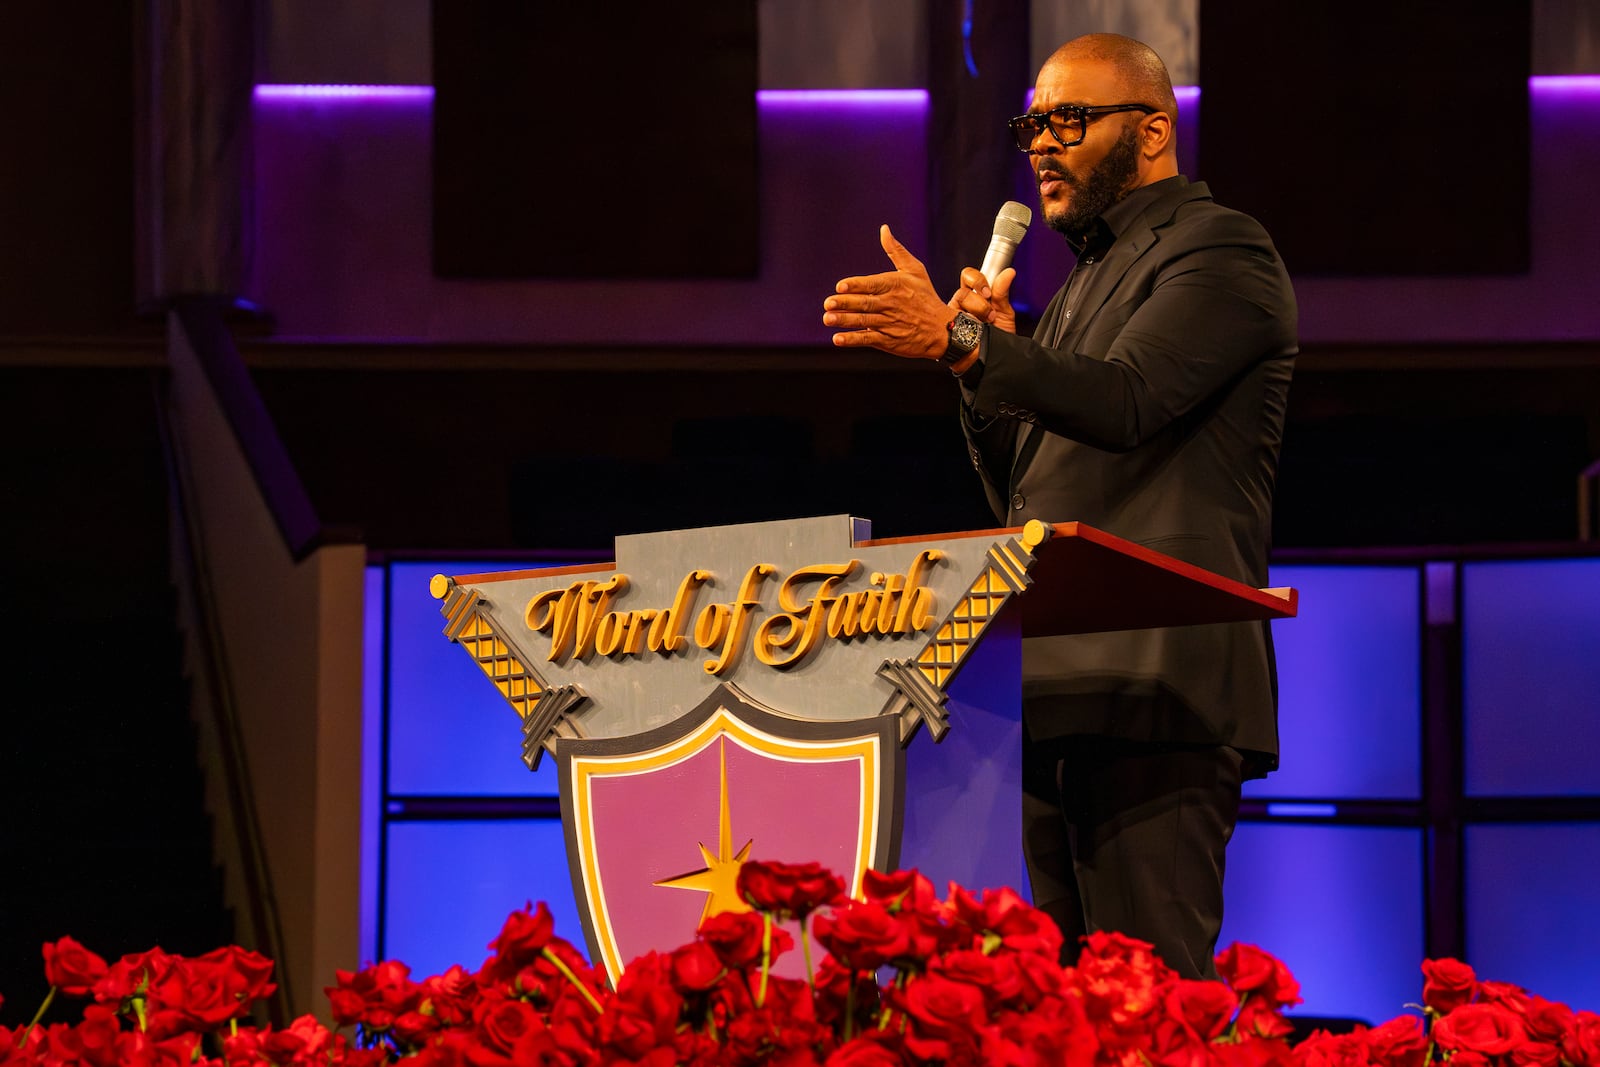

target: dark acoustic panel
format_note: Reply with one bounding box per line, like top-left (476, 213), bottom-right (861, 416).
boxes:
top-left (1199, 1), bottom-right (1529, 276)
top-left (433, 4), bottom-right (758, 279)
top-left (0, 2), bottom-right (136, 332)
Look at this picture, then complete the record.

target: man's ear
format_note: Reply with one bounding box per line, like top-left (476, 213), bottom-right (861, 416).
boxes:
top-left (1141, 112), bottom-right (1174, 159)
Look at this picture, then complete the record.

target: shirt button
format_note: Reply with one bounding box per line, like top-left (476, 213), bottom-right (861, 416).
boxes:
top-left (1010, 492), bottom-right (1026, 511)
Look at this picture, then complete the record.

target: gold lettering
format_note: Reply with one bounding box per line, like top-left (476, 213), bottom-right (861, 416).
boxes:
top-left (571, 574), bottom-right (629, 660)
top-left (755, 561), bottom-right (858, 669)
top-left (695, 602), bottom-right (731, 650)
top-left (826, 589), bottom-right (863, 638)
top-left (622, 609), bottom-right (657, 655)
top-left (648, 570), bottom-right (709, 653)
top-left (899, 550), bottom-right (942, 630)
top-left (527, 581), bottom-right (590, 662)
top-left (704, 564), bottom-right (774, 675)
top-left (593, 610), bottom-right (629, 657)
top-left (875, 571), bottom-right (906, 633)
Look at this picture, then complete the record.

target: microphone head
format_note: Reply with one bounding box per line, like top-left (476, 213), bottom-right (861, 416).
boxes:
top-left (993, 200), bottom-right (1032, 244)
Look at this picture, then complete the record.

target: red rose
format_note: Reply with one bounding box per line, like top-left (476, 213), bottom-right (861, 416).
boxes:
top-left (419, 963), bottom-right (477, 1028)
top-left (1362, 1014), bottom-right (1428, 1067)
top-left (1519, 997), bottom-right (1574, 1043)
top-left (1216, 1033), bottom-right (1297, 1067)
top-left (68, 1004), bottom-right (123, 1067)
top-left (812, 957), bottom-right (881, 1033)
top-left (1012, 950), bottom-right (1067, 1007)
top-left (143, 954), bottom-right (259, 1036)
top-left (946, 885), bottom-right (1064, 961)
top-left (42, 937), bottom-right (110, 997)
top-left (481, 901), bottom-right (555, 981)
top-left (1421, 958), bottom-right (1478, 1014)
top-left (246, 1014), bottom-right (341, 1065)
top-left (1236, 998), bottom-right (1295, 1040)
top-left (1294, 1030), bottom-right (1373, 1067)
top-left (860, 869), bottom-right (954, 960)
top-left (699, 910), bottom-right (773, 969)
top-left (324, 959), bottom-right (421, 1030)
top-left (474, 997), bottom-right (544, 1055)
top-left (890, 973), bottom-right (987, 1062)
top-left (1480, 981), bottom-right (1532, 1014)
top-left (1562, 1011), bottom-right (1600, 1067)
top-left (931, 949), bottom-right (1023, 1007)
top-left (1216, 943), bottom-right (1302, 1008)
top-left (825, 1033), bottom-right (905, 1066)
top-left (1148, 1014), bottom-right (1212, 1067)
top-left (860, 868), bottom-right (939, 914)
top-left (92, 947), bottom-right (173, 1005)
top-left (1166, 978), bottom-right (1239, 1041)
top-left (601, 953), bottom-right (685, 1059)
top-left (813, 900), bottom-right (912, 972)
top-left (668, 940), bottom-right (726, 994)
top-left (194, 945), bottom-right (277, 1009)
top-left (725, 1005), bottom-right (829, 1065)
top-left (1512, 1042), bottom-right (1562, 1067)
top-left (1072, 931), bottom-right (1175, 1032)
top-left (1433, 1002), bottom-right (1528, 1057)
top-left (989, 994), bottom-right (1099, 1067)
top-left (738, 860), bottom-right (846, 920)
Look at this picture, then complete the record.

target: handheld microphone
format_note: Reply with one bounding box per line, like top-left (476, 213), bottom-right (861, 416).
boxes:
top-left (979, 201), bottom-right (1033, 284)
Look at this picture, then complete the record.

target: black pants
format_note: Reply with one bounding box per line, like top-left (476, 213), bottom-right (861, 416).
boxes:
top-left (1021, 729), bottom-right (1243, 980)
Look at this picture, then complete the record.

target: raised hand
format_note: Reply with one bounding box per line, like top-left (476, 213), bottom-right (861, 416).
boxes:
top-left (823, 225), bottom-right (954, 360)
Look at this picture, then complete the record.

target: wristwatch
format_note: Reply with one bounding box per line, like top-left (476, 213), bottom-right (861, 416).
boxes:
top-left (940, 312), bottom-right (983, 365)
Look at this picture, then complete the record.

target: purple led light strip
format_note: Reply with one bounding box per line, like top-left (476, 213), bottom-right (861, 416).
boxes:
top-left (253, 77), bottom-right (1597, 106)
top-left (253, 85), bottom-right (931, 105)
top-left (254, 84), bottom-right (435, 101)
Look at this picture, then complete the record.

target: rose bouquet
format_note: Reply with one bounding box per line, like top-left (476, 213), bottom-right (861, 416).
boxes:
top-left (4, 860), bottom-right (1597, 1066)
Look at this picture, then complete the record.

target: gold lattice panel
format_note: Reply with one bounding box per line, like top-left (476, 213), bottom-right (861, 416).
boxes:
top-left (915, 566), bottom-right (1014, 687)
top-left (455, 611), bottom-right (545, 721)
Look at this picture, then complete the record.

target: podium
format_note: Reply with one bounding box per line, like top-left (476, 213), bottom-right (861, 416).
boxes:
top-left (433, 516), bottom-right (1295, 978)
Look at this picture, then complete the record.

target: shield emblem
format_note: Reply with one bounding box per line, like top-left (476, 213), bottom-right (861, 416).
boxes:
top-left (558, 682), bottom-right (902, 980)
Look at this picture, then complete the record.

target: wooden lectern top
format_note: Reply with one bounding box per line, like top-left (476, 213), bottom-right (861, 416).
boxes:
top-left (861, 521), bottom-right (1296, 638)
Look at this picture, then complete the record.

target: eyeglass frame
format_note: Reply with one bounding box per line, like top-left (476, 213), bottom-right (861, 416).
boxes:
top-left (1006, 103), bottom-right (1159, 152)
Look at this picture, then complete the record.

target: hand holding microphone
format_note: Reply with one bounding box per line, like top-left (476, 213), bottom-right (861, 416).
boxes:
top-left (824, 201), bottom-right (1032, 358)
top-left (951, 201), bottom-right (1031, 336)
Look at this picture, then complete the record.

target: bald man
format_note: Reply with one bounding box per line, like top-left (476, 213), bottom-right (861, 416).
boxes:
top-left (823, 34), bottom-right (1296, 979)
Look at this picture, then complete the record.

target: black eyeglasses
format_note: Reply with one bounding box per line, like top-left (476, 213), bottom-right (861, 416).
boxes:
top-left (1006, 103), bottom-right (1158, 152)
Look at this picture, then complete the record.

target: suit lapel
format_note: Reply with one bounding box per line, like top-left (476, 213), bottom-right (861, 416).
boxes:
top-left (1008, 182), bottom-right (1209, 486)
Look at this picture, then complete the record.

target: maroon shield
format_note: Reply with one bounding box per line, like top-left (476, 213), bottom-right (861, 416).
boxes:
top-left (557, 682), bottom-right (902, 980)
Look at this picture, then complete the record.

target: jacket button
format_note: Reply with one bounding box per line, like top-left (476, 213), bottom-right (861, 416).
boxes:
top-left (1010, 492), bottom-right (1026, 511)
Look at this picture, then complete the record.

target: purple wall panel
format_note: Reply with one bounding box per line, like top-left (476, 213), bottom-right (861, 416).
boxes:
top-left (1293, 80), bottom-right (1600, 342)
top-left (252, 91), bottom-right (928, 344)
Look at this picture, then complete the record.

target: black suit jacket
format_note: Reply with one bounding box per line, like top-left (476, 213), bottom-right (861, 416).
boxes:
top-left (961, 177), bottom-right (1297, 775)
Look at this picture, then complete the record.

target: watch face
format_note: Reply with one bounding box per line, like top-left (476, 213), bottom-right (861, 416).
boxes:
top-left (944, 314), bottom-right (982, 362)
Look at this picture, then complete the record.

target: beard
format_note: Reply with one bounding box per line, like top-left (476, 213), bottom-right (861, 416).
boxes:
top-left (1042, 123), bottom-right (1142, 240)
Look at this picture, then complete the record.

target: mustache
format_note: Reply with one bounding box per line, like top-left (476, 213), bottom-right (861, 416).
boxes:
top-left (1036, 160), bottom-right (1075, 185)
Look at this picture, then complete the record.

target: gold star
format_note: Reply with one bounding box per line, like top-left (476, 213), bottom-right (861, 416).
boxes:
top-left (654, 736), bottom-right (754, 923)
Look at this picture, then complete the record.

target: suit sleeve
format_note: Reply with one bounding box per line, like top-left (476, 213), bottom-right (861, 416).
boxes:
top-left (970, 211), bottom-right (1297, 453)
top-left (956, 285), bottom-right (1072, 521)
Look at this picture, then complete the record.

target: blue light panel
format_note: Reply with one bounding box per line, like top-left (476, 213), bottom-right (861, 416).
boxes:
top-left (384, 819), bottom-right (584, 977)
top-left (1465, 823), bottom-right (1600, 1008)
top-left (386, 561), bottom-right (578, 796)
top-left (1220, 824), bottom-right (1425, 1025)
top-left (1463, 559), bottom-right (1600, 796)
top-left (1247, 566), bottom-right (1421, 800)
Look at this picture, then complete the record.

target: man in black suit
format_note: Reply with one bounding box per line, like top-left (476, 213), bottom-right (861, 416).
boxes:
top-left (822, 33), bottom-right (1296, 979)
